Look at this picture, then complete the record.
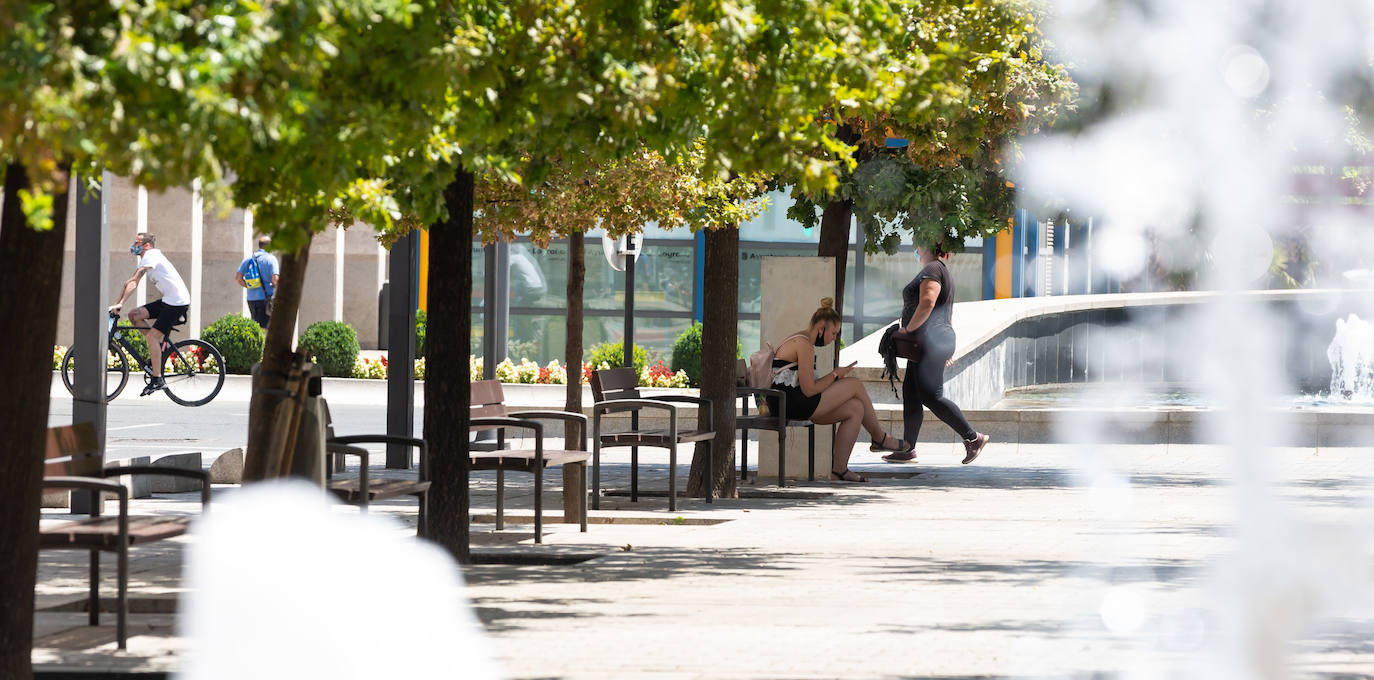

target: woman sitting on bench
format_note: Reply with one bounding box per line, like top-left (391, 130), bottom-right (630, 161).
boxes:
top-left (766, 297), bottom-right (911, 482)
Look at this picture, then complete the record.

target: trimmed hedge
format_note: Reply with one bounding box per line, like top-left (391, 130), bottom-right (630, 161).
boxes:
top-left (201, 314), bottom-right (264, 374)
top-left (114, 319), bottom-right (149, 364)
top-left (415, 309), bottom-right (427, 358)
top-left (587, 341), bottom-right (648, 376)
top-left (298, 321), bottom-right (361, 377)
top-left (669, 322), bottom-right (741, 387)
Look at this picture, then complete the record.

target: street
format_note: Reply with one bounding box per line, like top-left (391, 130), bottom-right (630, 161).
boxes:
top-left (47, 374), bottom-right (421, 465)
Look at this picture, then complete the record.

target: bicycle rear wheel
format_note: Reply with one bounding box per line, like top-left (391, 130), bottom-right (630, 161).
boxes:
top-left (60, 344), bottom-right (130, 402)
top-left (161, 339), bottom-right (226, 406)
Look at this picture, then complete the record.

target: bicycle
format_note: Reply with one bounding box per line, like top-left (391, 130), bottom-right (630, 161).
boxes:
top-left (60, 312), bottom-right (226, 406)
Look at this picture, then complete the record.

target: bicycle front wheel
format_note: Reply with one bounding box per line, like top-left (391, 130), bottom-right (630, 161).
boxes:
top-left (60, 344), bottom-right (130, 402)
top-left (162, 339), bottom-right (226, 406)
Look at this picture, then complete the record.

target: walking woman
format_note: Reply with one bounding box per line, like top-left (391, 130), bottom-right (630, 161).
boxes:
top-left (767, 298), bottom-right (911, 482)
top-left (882, 242), bottom-right (989, 464)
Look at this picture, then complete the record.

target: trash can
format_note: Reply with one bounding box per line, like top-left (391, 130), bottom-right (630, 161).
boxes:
top-left (288, 363), bottom-right (326, 484)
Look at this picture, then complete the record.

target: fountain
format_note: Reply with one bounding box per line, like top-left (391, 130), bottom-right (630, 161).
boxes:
top-left (1328, 314), bottom-right (1374, 402)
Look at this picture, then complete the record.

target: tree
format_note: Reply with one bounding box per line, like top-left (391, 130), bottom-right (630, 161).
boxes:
top-left (476, 147), bottom-right (768, 500)
top-left (786, 0), bottom-right (1077, 318)
top-left (0, 3), bottom-right (261, 673)
top-left (374, 0), bottom-right (909, 559)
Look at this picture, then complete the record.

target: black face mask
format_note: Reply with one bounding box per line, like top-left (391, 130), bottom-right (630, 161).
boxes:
top-left (815, 330), bottom-right (826, 347)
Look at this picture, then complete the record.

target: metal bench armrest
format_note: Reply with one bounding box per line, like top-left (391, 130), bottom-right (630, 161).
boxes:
top-left (511, 411), bottom-right (588, 450)
top-left (329, 435), bottom-right (427, 456)
top-left (99, 465), bottom-right (211, 508)
top-left (647, 395), bottom-right (713, 431)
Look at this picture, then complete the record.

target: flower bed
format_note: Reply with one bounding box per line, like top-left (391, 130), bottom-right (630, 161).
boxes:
top-left (53, 346), bottom-right (687, 388)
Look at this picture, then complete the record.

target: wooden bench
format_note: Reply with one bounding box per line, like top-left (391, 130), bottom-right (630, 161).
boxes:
top-left (469, 380), bottom-right (590, 543)
top-left (323, 398), bottom-right (431, 536)
top-left (589, 367), bottom-right (714, 512)
top-left (39, 423), bottom-right (210, 650)
top-left (734, 359), bottom-right (817, 485)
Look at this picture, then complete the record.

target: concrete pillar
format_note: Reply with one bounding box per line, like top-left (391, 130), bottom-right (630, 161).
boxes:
top-left (189, 178), bottom-right (203, 336)
top-left (200, 191), bottom-right (250, 328)
top-left (144, 185), bottom-right (194, 309)
top-left (241, 210), bottom-right (254, 318)
top-left (136, 184), bottom-right (147, 308)
top-left (71, 171), bottom-right (109, 514)
top-left (343, 224), bottom-right (385, 349)
top-left (757, 256), bottom-right (836, 480)
top-left (298, 224), bottom-right (338, 332)
top-left (334, 225), bottom-right (345, 321)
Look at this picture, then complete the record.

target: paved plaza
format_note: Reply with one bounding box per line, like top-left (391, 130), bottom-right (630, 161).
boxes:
top-left (33, 397), bottom-right (1374, 679)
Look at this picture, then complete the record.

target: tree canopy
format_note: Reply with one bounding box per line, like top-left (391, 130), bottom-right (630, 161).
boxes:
top-left (786, 0), bottom-right (1077, 250)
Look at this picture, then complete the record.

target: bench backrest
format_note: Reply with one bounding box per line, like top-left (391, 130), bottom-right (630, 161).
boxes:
top-left (470, 379), bottom-right (509, 431)
top-left (44, 423), bottom-right (101, 477)
top-left (590, 368), bottom-right (639, 403)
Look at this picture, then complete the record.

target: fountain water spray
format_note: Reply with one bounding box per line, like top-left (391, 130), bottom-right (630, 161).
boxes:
top-left (1017, 0), bottom-right (1374, 676)
top-left (1328, 314), bottom-right (1374, 402)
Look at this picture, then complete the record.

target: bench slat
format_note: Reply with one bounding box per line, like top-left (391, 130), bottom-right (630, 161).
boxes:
top-left (470, 450), bottom-right (590, 472)
top-left (40, 516), bottom-right (192, 549)
top-left (326, 478), bottom-right (431, 504)
top-left (599, 429), bottom-right (715, 445)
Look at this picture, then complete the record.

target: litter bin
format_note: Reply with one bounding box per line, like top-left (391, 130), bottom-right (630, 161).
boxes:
top-left (288, 363), bottom-right (326, 484)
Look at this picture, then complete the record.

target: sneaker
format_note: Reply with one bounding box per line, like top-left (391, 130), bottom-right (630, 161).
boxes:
top-left (962, 433), bottom-right (989, 464)
top-left (882, 450), bottom-right (918, 464)
top-left (140, 377), bottom-right (166, 397)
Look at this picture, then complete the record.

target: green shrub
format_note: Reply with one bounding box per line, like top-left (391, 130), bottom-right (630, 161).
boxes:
top-left (298, 321), bottom-right (361, 377)
top-left (201, 314), bottom-right (265, 374)
top-left (587, 341), bottom-right (648, 376)
top-left (415, 309), bottom-right (426, 357)
top-left (114, 320), bottom-right (149, 364)
top-left (669, 322), bottom-right (743, 387)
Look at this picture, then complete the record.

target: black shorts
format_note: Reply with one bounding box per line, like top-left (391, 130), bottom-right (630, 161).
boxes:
top-left (141, 300), bottom-right (190, 336)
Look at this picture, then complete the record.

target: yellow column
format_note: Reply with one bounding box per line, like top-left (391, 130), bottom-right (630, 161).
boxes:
top-left (417, 229), bottom-right (429, 312)
top-left (993, 224), bottom-right (1013, 299)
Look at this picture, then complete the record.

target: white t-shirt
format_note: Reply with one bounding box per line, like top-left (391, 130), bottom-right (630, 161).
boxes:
top-left (139, 248), bottom-right (191, 306)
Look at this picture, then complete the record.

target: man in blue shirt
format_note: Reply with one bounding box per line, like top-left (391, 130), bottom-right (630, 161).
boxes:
top-left (236, 236), bottom-right (280, 328)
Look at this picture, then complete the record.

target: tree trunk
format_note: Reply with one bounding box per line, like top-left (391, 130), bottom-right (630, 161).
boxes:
top-left (687, 227), bottom-right (739, 499)
top-left (0, 161), bottom-right (71, 680)
top-left (818, 124), bottom-right (861, 326)
top-left (425, 166), bottom-right (475, 563)
top-left (564, 231), bottom-right (585, 421)
top-left (243, 233), bottom-right (312, 481)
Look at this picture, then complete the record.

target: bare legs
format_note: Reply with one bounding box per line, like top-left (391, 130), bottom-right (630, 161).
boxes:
top-left (127, 307), bottom-right (164, 378)
top-left (809, 377), bottom-right (897, 479)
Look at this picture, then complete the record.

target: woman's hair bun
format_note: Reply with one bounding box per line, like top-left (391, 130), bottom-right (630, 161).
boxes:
top-left (819, 297), bottom-right (834, 309)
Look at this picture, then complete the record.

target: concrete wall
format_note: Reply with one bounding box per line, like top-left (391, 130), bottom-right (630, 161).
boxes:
top-left (941, 295), bottom-right (1373, 410)
top-left (52, 175), bottom-right (387, 348)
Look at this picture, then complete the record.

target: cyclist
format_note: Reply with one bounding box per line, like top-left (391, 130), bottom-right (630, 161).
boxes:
top-left (108, 232), bottom-right (191, 396)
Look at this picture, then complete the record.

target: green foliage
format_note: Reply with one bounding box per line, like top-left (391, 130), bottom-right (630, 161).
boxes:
top-left (670, 322), bottom-right (741, 387)
top-left (415, 309), bottom-right (427, 358)
top-left (113, 320), bottom-right (149, 365)
top-left (588, 341), bottom-right (648, 377)
top-left (298, 321), bottom-right (361, 378)
top-left (787, 0), bottom-right (1078, 250)
top-left (201, 314), bottom-right (265, 374)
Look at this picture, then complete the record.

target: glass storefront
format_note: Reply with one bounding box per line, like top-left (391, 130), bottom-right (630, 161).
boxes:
top-left (463, 195), bottom-right (987, 368)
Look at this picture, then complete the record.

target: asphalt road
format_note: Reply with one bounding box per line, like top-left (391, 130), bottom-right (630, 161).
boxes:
top-left (47, 374), bottom-right (421, 465)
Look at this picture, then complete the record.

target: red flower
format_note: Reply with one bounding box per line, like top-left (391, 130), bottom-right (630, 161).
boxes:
top-left (380, 355), bottom-right (388, 367)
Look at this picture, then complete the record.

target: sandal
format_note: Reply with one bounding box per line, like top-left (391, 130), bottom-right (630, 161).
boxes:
top-left (869, 433), bottom-right (914, 454)
top-left (829, 469), bottom-right (868, 483)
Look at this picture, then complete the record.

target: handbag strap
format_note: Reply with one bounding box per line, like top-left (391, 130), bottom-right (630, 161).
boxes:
top-left (769, 332), bottom-right (812, 377)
